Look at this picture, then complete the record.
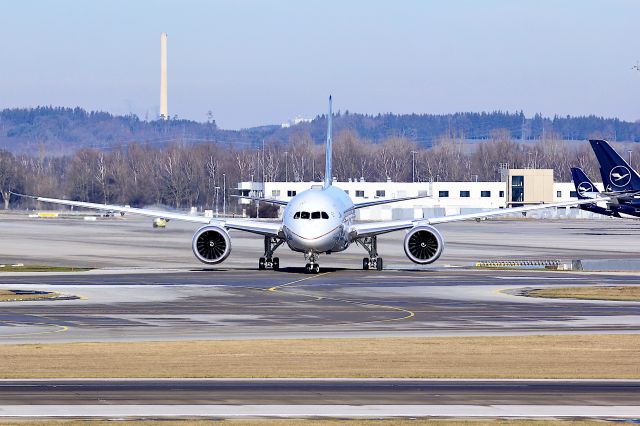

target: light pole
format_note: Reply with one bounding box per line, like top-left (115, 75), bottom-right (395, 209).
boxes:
top-left (214, 186), bottom-right (220, 217)
top-left (410, 150), bottom-right (418, 182)
top-left (628, 150), bottom-right (633, 168)
top-left (222, 173), bottom-right (226, 217)
top-left (284, 151), bottom-right (288, 182)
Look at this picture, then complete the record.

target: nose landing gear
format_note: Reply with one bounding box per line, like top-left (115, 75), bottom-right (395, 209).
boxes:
top-left (259, 236), bottom-right (284, 271)
top-left (304, 252), bottom-right (320, 274)
top-left (305, 263), bottom-right (320, 274)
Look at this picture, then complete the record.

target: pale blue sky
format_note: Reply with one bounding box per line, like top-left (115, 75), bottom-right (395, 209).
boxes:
top-left (0, 0), bottom-right (639, 128)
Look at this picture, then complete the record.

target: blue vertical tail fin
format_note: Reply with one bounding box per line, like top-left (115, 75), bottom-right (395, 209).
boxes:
top-left (323, 96), bottom-right (333, 188)
top-left (590, 139), bottom-right (640, 192)
top-left (570, 167), bottom-right (599, 199)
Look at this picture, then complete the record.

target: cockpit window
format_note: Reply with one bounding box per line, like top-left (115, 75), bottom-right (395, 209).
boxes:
top-left (294, 211), bottom-right (330, 219)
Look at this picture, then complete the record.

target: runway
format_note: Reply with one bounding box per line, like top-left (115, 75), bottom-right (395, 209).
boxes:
top-left (0, 379), bottom-right (637, 419)
top-left (0, 268), bottom-right (638, 343)
top-left (0, 378), bottom-right (637, 405)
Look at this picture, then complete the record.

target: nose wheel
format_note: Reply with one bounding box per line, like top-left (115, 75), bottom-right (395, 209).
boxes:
top-left (305, 263), bottom-right (320, 274)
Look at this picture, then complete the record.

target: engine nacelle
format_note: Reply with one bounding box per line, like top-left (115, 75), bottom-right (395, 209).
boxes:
top-left (403, 225), bottom-right (444, 264)
top-left (192, 225), bottom-right (231, 265)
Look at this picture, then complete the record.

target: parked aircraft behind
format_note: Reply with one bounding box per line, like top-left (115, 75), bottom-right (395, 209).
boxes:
top-left (13, 99), bottom-right (611, 273)
top-left (570, 140), bottom-right (640, 219)
top-left (571, 167), bottom-right (625, 218)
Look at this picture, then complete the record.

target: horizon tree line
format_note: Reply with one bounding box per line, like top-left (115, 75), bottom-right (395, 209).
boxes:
top-left (0, 129), bottom-right (634, 215)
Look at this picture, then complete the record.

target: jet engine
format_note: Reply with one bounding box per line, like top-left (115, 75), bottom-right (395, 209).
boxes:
top-left (192, 225), bottom-right (231, 264)
top-left (403, 225), bottom-right (443, 264)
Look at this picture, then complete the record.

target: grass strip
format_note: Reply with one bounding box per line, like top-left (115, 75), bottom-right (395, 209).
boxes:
top-left (1, 335), bottom-right (638, 379)
top-left (527, 286), bottom-right (640, 302)
top-left (0, 290), bottom-right (61, 302)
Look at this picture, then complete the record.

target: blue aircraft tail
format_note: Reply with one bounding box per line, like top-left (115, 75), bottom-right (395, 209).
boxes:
top-left (570, 167), bottom-right (599, 199)
top-left (570, 166), bottom-right (618, 217)
top-left (589, 139), bottom-right (640, 192)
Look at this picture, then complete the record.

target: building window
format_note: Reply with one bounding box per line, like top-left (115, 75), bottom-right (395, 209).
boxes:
top-left (375, 190), bottom-right (385, 197)
top-left (287, 190), bottom-right (296, 197)
top-left (511, 176), bottom-right (524, 203)
top-left (460, 191), bottom-right (470, 198)
top-left (570, 191), bottom-right (578, 198)
top-left (271, 190), bottom-right (280, 197)
top-left (481, 190), bottom-right (491, 198)
top-left (439, 190), bottom-right (449, 198)
top-left (499, 191), bottom-right (505, 197)
top-left (355, 190), bottom-right (365, 197)
top-left (557, 190), bottom-right (562, 198)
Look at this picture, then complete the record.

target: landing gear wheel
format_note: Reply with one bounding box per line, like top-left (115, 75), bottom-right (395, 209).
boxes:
top-left (376, 257), bottom-right (383, 271)
top-left (272, 257), bottom-right (280, 271)
top-left (258, 257), bottom-right (266, 270)
top-left (363, 257), bottom-right (369, 270)
top-left (305, 263), bottom-right (311, 273)
top-left (313, 264), bottom-right (320, 274)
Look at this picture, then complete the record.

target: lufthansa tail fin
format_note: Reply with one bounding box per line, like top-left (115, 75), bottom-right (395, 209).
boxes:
top-left (590, 139), bottom-right (640, 192)
top-left (570, 167), bottom-right (599, 199)
top-left (323, 96), bottom-right (333, 188)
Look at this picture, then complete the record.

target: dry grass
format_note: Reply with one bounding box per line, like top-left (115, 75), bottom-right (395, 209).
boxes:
top-left (1, 335), bottom-right (638, 379)
top-left (0, 290), bottom-right (61, 302)
top-left (0, 420), bottom-right (611, 426)
top-left (527, 286), bottom-right (640, 301)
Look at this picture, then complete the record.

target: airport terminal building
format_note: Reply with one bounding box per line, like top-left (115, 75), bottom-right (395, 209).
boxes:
top-left (237, 168), bottom-right (607, 220)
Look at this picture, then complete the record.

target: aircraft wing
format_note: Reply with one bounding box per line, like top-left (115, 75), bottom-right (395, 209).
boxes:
top-left (13, 193), bottom-right (282, 237)
top-left (350, 197), bottom-right (611, 238)
top-left (353, 195), bottom-right (430, 209)
top-left (230, 195), bottom-right (288, 206)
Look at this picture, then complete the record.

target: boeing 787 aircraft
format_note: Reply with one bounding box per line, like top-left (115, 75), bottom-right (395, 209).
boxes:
top-left (15, 98), bottom-right (611, 273)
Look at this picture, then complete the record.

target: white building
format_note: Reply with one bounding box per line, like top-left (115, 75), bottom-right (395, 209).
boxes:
top-left (237, 171), bottom-right (608, 220)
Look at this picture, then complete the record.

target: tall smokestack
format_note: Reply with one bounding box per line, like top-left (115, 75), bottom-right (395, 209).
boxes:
top-left (160, 32), bottom-right (168, 120)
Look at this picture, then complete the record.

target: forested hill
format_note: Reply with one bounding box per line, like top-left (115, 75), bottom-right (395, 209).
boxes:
top-left (1, 106), bottom-right (639, 155)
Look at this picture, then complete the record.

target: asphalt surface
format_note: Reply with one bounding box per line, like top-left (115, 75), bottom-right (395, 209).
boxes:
top-left (0, 268), bottom-right (638, 343)
top-left (0, 379), bottom-right (637, 405)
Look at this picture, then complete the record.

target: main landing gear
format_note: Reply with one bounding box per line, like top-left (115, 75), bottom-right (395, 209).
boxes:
top-left (356, 236), bottom-right (383, 271)
top-left (258, 236), bottom-right (284, 271)
top-left (304, 252), bottom-right (320, 274)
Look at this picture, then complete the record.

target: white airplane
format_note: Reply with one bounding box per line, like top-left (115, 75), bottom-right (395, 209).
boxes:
top-left (16, 97), bottom-right (610, 273)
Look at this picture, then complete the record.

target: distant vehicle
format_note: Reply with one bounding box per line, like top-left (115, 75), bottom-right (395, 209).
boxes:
top-left (13, 99), bottom-right (611, 273)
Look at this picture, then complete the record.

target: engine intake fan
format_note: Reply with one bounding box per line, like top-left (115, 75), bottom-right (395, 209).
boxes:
top-left (403, 225), bottom-right (443, 264)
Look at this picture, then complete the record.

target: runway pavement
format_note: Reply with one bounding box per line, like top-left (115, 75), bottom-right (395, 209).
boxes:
top-left (0, 268), bottom-right (638, 343)
top-left (0, 379), bottom-right (637, 419)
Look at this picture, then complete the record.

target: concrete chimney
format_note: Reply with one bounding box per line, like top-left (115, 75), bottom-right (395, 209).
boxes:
top-left (160, 32), bottom-right (168, 120)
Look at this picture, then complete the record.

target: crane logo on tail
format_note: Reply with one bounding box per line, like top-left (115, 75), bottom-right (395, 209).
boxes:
top-left (609, 166), bottom-right (631, 187)
top-left (577, 182), bottom-right (594, 196)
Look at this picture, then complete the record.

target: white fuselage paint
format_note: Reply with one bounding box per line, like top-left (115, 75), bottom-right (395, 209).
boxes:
top-left (282, 186), bottom-right (355, 254)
